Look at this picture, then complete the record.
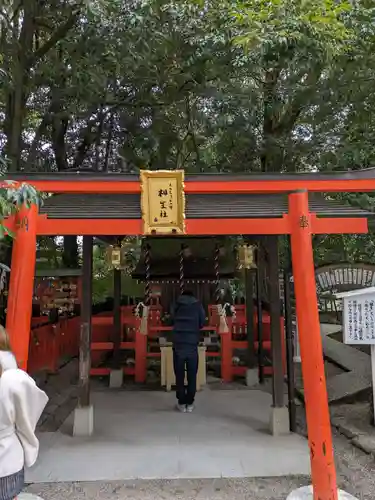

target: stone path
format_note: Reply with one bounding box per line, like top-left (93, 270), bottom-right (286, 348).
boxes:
top-left (27, 389), bottom-right (309, 483)
top-left (23, 416), bottom-right (375, 500)
top-left (28, 324), bottom-right (375, 499)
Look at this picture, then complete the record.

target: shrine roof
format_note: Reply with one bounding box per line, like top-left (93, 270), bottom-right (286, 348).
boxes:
top-left (7, 167), bottom-right (375, 182)
top-left (39, 193), bottom-right (371, 219)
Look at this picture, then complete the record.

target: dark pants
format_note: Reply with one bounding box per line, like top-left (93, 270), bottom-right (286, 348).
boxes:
top-left (173, 348), bottom-right (199, 406)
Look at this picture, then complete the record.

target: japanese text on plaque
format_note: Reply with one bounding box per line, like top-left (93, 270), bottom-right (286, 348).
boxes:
top-left (155, 182), bottom-right (175, 223)
top-left (345, 298), bottom-right (375, 343)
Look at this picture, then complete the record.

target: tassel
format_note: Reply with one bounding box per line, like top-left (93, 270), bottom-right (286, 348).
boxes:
top-left (140, 305), bottom-right (149, 336)
top-left (135, 302), bottom-right (149, 335)
top-left (217, 303), bottom-right (230, 334)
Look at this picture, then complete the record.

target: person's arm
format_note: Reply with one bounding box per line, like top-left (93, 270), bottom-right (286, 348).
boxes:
top-left (198, 304), bottom-right (205, 329)
top-left (8, 370), bottom-right (48, 468)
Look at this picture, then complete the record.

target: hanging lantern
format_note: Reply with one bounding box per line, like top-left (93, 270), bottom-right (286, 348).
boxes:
top-left (182, 245), bottom-right (192, 258)
top-left (110, 245), bottom-right (122, 269)
top-left (218, 245), bottom-right (226, 257)
top-left (106, 238), bottom-right (140, 274)
top-left (238, 244), bottom-right (256, 270)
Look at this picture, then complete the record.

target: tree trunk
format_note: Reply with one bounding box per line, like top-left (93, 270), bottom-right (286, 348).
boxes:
top-left (104, 114), bottom-right (114, 171)
top-left (5, 1), bottom-right (36, 171)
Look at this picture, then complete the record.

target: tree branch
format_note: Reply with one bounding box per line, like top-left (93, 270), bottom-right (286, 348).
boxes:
top-left (273, 66), bottom-right (323, 135)
top-left (29, 9), bottom-right (80, 65)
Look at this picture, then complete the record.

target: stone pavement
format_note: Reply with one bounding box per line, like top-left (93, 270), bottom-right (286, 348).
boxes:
top-left (27, 389), bottom-right (309, 482)
top-left (24, 412), bottom-right (375, 500)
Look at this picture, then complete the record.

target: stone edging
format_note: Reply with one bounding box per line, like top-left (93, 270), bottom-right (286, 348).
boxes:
top-left (332, 417), bottom-right (375, 456)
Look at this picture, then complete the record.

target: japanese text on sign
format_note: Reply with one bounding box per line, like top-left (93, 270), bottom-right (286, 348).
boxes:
top-left (157, 182), bottom-right (174, 220)
top-left (343, 297), bottom-right (375, 344)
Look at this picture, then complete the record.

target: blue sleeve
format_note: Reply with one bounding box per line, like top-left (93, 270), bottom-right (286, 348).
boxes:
top-left (199, 304), bottom-right (205, 329)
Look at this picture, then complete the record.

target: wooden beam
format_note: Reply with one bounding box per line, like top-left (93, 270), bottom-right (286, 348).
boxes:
top-left (36, 216), bottom-right (290, 235)
top-left (310, 215), bottom-right (368, 234)
top-left (35, 214), bottom-right (368, 236)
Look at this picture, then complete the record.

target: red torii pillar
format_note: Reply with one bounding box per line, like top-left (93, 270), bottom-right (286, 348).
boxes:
top-left (288, 190), bottom-right (338, 500)
top-left (6, 204), bottom-right (38, 370)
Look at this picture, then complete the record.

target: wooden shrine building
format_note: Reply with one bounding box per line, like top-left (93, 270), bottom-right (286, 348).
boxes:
top-left (4, 168), bottom-right (375, 500)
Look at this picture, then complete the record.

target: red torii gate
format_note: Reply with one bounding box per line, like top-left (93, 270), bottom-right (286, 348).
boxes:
top-left (4, 169), bottom-right (375, 500)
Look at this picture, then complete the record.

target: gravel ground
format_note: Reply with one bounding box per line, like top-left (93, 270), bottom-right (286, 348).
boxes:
top-left (25, 477), bottom-right (310, 500)
top-left (296, 406), bottom-right (375, 500)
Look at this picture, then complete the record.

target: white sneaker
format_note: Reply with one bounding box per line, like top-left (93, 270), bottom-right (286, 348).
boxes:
top-left (176, 403), bottom-right (186, 413)
top-left (186, 404), bottom-right (195, 413)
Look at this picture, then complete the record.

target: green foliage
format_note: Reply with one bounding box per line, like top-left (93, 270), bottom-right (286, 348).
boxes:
top-left (1, 0), bottom-right (375, 264)
top-left (0, 181), bottom-right (40, 239)
top-left (231, 0), bottom-right (352, 58)
top-left (91, 244), bottom-right (143, 304)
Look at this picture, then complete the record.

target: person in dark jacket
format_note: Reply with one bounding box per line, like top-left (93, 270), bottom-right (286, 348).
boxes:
top-left (172, 290), bottom-right (205, 413)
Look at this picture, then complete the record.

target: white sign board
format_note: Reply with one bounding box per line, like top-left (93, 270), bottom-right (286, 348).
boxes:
top-left (336, 287), bottom-right (375, 345)
top-left (336, 287), bottom-right (375, 429)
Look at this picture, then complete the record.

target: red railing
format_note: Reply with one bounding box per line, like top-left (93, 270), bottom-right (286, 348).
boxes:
top-left (89, 305), bottom-right (286, 383)
top-left (28, 303), bottom-right (286, 382)
top-left (28, 316), bottom-right (80, 375)
top-left (209, 304), bottom-right (286, 381)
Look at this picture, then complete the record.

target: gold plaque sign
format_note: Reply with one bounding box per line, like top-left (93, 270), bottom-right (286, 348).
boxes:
top-left (140, 170), bottom-right (185, 235)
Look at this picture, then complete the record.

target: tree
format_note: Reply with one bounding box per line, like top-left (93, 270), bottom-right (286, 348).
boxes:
top-left (0, 0), bottom-right (122, 171)
top-left (1, 0), bottom-right (375, 265)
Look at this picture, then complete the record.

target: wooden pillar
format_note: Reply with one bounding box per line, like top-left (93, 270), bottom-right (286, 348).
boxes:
top-left (289, 190), bottom-right (338, 500)
top-left (245, 269), bottom-right (256, 369)
top-left (267, 235), bottom-right (284, 408)
top-left (220, 331), bottom-right (232, 382)
top-left (6, 204), bottom-right (38, 370)
top-left (113, 268), bottom-right (122, 368)
top-left (78, 236), bottom-right (93, 408)
top-left (255, 246), bottom-right (264, 384)
top-left (284, 236), bottom-right (297, 433)
top-left (135, 327), bottom-right (147, 382)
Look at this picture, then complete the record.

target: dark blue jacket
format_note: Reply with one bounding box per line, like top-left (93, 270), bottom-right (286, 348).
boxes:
top-left (172, 295), bottom-right (205, 350)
